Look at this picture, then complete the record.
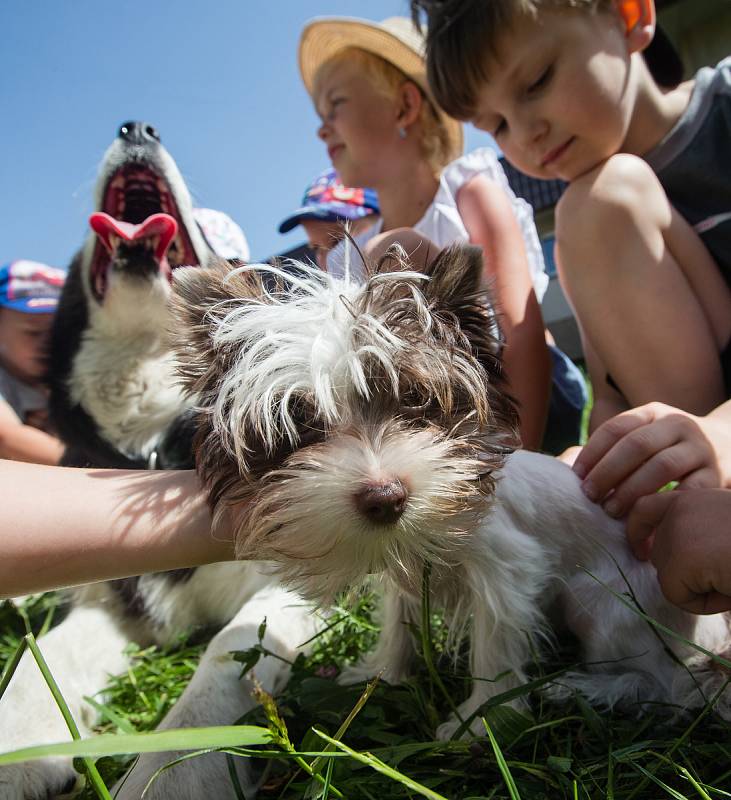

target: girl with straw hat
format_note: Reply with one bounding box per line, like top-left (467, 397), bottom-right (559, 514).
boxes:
top-left (299, 16), bottom-right (572, 451)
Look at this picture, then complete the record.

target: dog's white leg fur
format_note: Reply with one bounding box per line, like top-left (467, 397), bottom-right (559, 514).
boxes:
top-left (499, 452), bottom-right (731, 720)
top-left (114, 586), bottom-right (317, 800)
top-left (436, 510), bottom-right (550, 740)
top-left (339, 585), bottom-right (418, 687)
top-left (561, 556), bottom-right (731, 717)
top-left (0, 602), bottom-right (133, 800)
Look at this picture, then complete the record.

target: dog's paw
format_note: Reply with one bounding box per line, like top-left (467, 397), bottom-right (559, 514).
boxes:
top-left (435, 715), bottom-right (481, 741)
top-left (0, 759), bottom-right (81, 800)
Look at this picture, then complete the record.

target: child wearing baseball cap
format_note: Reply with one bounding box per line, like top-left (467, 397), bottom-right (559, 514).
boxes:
top-left (0, 259), bottom-right (66, 464)
top-left (279, 167), bottom-right (380, 269)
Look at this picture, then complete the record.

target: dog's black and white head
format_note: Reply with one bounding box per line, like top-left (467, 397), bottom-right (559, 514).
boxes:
top-left (173, 245), bottom-right (519, 602)
top-left (48, 121), bottom-right (217, 467)
top-left (82, 120), bottom-right (211, 318)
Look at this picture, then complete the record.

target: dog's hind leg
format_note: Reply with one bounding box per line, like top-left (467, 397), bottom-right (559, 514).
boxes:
top-left (113, 585), bottom-right (317, 800)
top-left (0, 599), bottom-right (133, 800)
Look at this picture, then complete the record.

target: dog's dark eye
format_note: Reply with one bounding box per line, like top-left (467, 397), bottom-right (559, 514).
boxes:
top-left (400, 384), bottom-right (442, 419)
top-left (286, 398), bottom-right (327, 442)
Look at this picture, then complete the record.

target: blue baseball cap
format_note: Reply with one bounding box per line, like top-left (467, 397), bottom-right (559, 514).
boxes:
top-left (0, 260), bottom-right (66, 313)
top-left (278, 168), bottom-right (379, 234)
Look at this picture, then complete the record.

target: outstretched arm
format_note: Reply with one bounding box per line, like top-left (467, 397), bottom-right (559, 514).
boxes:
top-left (0, 462), bottom-right (233, 598)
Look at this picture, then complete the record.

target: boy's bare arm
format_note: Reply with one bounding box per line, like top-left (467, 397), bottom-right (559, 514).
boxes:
top-left (0, 399), bottom-right (64, 465)
top-left (0, 463), bottom-right (233, 598)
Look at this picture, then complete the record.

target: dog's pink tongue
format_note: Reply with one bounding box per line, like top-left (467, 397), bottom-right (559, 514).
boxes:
top-left (89, 212), bottom-right (178, 266)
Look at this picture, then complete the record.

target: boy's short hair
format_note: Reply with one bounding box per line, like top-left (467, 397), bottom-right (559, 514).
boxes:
top-left (410, 0), bottom-right (610, 120)
top-left (0, 260), bottom-right (65, 314)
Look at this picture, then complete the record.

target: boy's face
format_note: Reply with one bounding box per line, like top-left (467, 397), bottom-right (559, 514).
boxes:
top-left (471, 7), bottom-right (643, 182)
top-left (0, 308), bottom-right (54, 384)
top-left (303, 219), bottom-right (346, 270)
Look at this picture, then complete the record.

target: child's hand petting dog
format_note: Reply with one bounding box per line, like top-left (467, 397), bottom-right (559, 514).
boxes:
top-left (573, 401), bottom-right (731, 519)
top-left (628, 488), bottom-right (731, 615)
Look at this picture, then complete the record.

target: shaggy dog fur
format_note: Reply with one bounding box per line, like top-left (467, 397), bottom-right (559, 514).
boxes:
top-left (172, 243), bottom-right (731, 739)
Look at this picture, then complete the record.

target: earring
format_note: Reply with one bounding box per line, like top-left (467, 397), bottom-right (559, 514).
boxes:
top-left (398, 126), bottom-right (407, 139)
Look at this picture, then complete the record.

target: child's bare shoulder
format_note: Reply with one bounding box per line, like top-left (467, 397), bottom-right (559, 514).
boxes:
top-left (556, 154), bottom-right (669, 253)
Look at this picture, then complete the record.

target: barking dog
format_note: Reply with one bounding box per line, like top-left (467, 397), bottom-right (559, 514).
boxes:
top-left (172, 244), bottom-right (731, 739)
top-left (0, 124), bottom-right (313, 800)
top-left (47, 119), bottom-right (216, 469)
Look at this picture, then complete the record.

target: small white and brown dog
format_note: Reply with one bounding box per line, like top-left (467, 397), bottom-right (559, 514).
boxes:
top-left (173, 244), bottom-right (731, 738)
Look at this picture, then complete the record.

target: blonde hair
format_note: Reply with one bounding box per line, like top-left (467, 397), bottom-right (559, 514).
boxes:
top-left (315, 47), bottom-right (453, 174)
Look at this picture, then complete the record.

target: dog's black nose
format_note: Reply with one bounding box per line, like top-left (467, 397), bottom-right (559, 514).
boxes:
top-left (118, 121), bottom-right (161, 145)
top-left (355, 480), bottom-right (408, 526)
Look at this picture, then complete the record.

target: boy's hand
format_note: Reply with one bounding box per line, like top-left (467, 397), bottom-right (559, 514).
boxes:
top-left (573, 402), bottom-right (731, 518)
top-left (628, 489), bottom-right (731, 615)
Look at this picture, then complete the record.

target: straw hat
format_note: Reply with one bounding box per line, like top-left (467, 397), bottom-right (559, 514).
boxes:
top-left (299, 16), bottom-right (463, 163)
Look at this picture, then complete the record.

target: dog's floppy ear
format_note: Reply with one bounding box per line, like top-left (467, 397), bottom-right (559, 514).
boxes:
top-left (421, 244), bottom-right (503, 366)
top-left (170, 258), bottom-right (263, 397)
top-left (421, 243), bottom-right (484, 305)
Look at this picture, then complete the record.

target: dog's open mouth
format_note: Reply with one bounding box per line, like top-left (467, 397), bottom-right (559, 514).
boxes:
top-left (89, 164), bottom-right (199, 302)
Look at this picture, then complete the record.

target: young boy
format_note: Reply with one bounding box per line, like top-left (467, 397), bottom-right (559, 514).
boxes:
top-left (412, 0), bottom-right (731, 611)
top-left (0, 260), bottom-right (66, 465)
top-left (278, 167), bottom-right (380, 269)
top-left (413, 0), bottom-right (730, 427)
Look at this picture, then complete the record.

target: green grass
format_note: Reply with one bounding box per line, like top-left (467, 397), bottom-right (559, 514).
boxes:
top-left (2, 591), bottom-right (730, 800)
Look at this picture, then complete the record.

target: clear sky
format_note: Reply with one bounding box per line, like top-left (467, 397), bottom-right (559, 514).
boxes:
top-left (0, 1), bottom-right (492, 267)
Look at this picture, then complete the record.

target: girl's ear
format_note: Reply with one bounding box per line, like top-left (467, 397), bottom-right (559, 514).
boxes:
top-left (616, 0), bottom-right (656, 53)
top-left (397, 81), bottom-right (423, 129)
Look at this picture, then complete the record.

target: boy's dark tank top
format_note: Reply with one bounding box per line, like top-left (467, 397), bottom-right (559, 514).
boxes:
top-left (643, 57), bottom-right (731, 290)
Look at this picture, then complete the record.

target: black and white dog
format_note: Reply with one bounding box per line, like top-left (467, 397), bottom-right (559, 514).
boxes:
top-left (171, 245), bottom-right (731, 740)
top-left (0, 124), bottom-right (313, 800)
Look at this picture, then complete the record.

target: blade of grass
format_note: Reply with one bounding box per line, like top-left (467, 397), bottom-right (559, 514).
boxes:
top-left (0, 636), bottom-right (26, 699)
top-left (308, 673), bottom-right (380, 775)
top-left (482, 715), bottom-right (522, 800)
top-left (23, 632), bottom-right (112, 800)
top-left (312, 729), bottom-right (450, 800)
top-left (0, 725), bottom-right (271, 765)
top-left (624, 679), bottom-right (729, 800)
top-left (631, 762), bottom-right (690, 799)
top-left (83, 695), bottom-right (137, 735)
top-left (676, 765), bottom-right (713, 800)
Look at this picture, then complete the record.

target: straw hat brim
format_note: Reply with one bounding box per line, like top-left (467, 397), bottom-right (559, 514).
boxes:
top-left (299, 17), bottom-right (463, 163)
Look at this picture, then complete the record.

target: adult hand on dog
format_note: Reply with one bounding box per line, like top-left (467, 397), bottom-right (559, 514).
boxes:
top-left (627, 488), bottom-right (731, 614)
top-left (572, 400), bottom-right (731, 519)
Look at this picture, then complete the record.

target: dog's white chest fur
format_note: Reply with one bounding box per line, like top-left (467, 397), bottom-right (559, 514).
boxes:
top-left (70, 282), bottom-right (189, 458)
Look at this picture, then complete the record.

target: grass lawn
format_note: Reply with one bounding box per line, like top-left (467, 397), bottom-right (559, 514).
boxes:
top-left (2, 585), bottom-right (730, 800)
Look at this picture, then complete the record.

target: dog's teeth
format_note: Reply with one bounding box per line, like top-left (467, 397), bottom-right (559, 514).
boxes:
top-left (109, 233), bottom-right (120, 250)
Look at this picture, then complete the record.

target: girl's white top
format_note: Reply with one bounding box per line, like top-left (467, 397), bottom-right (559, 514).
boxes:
top-left (326, 147), bottom-right (549, 302)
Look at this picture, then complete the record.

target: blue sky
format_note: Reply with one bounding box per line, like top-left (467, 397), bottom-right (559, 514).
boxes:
top-left (1, 1), bottom-right (492, 267)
